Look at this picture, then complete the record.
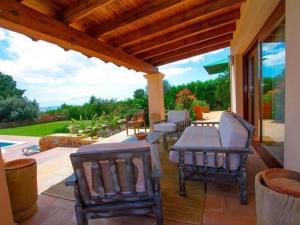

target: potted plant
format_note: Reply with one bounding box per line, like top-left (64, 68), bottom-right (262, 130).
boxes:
top-left (192, 100), bottom-right (203, 120)
top-left (68, 118), bottom-right (80, 134)
top-left (199, 100), bottom-right (210, 113)
top-left (263, 91), bottom-right (273, 119)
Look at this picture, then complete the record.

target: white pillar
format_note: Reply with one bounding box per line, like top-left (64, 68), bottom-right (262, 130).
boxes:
top-left (230, 54), bottom-right (244, 116)
top-left (284, 0), bottom-right (300, 172)
top-left (144, 72), bottom-right (165, 129)
top-left (0, 152), bottom-right (14, 225)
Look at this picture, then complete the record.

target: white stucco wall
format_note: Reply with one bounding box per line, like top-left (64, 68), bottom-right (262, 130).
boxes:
top-left (284, 0), bottom-right (300, 172)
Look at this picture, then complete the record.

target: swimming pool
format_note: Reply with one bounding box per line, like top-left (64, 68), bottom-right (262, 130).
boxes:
top-left (0, 140), bottom-right (24, 149)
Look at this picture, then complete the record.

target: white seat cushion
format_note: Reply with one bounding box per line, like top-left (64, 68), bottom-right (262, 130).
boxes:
top-left (154, 122), bottom-right (177, 132)
top-left (168, 110), bottom-right (189, 123)
top-left (219, 112), bottom-right (248, 170)
top-left (169, 126), bottom-right (223, 167)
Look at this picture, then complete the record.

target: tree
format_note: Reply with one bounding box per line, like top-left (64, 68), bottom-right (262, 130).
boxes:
top-left (215, 71), bottom-right (231, 109)
top-left (0, 72), bottom-right (25, 99)
top-left (89, 95), bottom-right (96, 104)
top-left (0, 96), bottom-right (39, 122)
top-left (133, 89), bottom-right (147, 99)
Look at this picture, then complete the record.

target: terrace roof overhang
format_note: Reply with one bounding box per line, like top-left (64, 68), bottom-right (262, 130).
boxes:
top-left (0, 0), bottom-right (244, 73)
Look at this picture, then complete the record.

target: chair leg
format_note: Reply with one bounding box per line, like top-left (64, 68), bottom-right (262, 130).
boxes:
top-left (240, 169), bottom-right (248, 205)
top-left (154, 197), bottom-right (164, 225)
top-left (163, 134), bottom-right (168, 151)
top-left (75, 206), bottom-right (88, 225)
top-left (179, 167), bottom-right (186, 197)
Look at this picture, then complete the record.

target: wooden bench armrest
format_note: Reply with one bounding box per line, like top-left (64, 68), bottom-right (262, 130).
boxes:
top-left (65, 173), bottom-right (77, 186)
top-left (171, 146), bottom-right (254, 154)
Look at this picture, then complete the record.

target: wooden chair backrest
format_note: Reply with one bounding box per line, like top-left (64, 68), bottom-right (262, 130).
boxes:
top-left (70, 146), bottom-right (153, 206)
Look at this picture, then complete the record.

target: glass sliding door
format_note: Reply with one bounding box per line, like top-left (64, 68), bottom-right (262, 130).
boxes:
top-left (261, 19), bottom-right (285, 164)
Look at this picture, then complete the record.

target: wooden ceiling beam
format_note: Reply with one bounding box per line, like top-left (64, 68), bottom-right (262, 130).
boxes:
top-left (0, 0), bottom-right (157, 73)
top-left (151, 42), bottom-right (231, 66)
top-left (61, 0), bottom-right (113, 24)
top-left (90, 0), bottom-right (184, 37)
top-left (136, 23), bottom-right (236, 60)
top-left (111, 0), bottom-right (243, 47)
top-left (144, 33), bottom-right (233, 62)
top-left (125, 10), bottom-right (240, 55)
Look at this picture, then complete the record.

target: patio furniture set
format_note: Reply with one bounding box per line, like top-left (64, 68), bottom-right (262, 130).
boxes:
top-left (66, 111), bottom-right (254, 225)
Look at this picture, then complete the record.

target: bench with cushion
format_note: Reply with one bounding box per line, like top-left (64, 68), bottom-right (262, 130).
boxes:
top-left (169, 112), bottom-right (254, 204)
top-left (154, 110), bottom-right (191, 150)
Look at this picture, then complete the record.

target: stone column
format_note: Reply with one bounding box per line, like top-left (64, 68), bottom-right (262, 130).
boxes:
top-left (144, 72), bottom-right (165, 130)
top-left (230, 54), bottom-right (244, 116)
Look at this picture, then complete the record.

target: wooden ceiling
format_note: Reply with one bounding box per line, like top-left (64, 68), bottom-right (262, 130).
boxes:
top-left (0, 0), bottom-right (244, 73)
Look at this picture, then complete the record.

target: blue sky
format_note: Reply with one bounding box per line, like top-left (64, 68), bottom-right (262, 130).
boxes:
top-left (0, 28), bottom-right (230, 107)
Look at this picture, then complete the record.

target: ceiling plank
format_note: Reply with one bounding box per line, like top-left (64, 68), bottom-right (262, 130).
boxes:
top-left (151, 42), bottom-right (230, 66)
top-left (143, 33), bottom-right (233, 62)
top-left (135, 23), bottom-right (236, 59)
top-left (61, 0), bottom-right (113, 24)
top-left (0, 0), bottom-right (157, 73)
top-left (125, 10), bottom-right (240, 55)
top-left (110, 0), bottom-right (243, 47)
top-left (90, 0), bottom-right (184, 37)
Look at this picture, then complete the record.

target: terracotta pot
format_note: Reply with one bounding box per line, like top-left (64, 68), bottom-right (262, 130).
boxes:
top-left (263, 103), bottom-right (272, 119)
top-left (193, 105), bottom-right (203, 120)
top-left (202, 105), bottom-right (210, 113)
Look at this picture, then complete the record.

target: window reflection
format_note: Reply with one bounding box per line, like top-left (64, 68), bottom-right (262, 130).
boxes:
top-left (261, 20), bottom-right (285, 164)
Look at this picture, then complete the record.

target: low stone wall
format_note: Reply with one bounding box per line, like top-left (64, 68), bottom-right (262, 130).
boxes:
top-left (39, 134), bottom-right (99, 151)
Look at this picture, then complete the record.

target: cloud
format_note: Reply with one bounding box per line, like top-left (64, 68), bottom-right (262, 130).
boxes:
top-left (159, 66), bottom-right (192, 78)
top-left (0, 29), bottom-right (5, 41)
top-left (263, 49), bottom-right (285, 66)
top-left (0, 28), bottom-right (145, 107)
top-left (207, 48), bottom-right (225, 55)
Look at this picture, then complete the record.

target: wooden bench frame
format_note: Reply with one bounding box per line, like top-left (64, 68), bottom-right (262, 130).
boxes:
top-left (171, 113), bottom-right (255, 205)
top-left (66, 146), bottom-right (163, 225)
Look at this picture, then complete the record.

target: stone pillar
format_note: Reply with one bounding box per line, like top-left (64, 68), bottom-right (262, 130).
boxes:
top-left (230, 54), bottom-right (244, 116)
top-left (0, 151), bottom-right (14, 225)
top-left (144, 72), bottom-right (165, 130)
top-left (284, 0), bottom-right (300, 172)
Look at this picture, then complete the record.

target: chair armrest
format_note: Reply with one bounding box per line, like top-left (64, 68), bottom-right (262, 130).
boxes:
top-left (171, 146), bottom-right (254, 154)
top-left (65, 173), bottom-right (77, 186)
top-left (174, 119), bottom-right (191, 132)
top-left (153, 119), bottom-right (167, 124)
top-left (191, 121), bottom-right (219, 127)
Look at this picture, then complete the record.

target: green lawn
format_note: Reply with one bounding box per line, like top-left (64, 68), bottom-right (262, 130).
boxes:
top-left (0, 121), bottom-right (87, 137)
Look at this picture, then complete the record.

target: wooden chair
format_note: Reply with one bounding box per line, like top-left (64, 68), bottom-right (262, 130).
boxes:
top-left (125, 110), bottom-right (146, 135)
top-left (66, 142), bottom-right (163, 225)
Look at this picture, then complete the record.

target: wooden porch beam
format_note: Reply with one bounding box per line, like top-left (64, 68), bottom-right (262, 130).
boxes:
top-left (90, 0), bottom-right (184, 37)
top-left (61, 0), bottom-right (113, 24)
top-left (0, 0), bottom-right (157, 73)
top-left (111, 0), bottom-right (243, 47)
top-left (125, 10), bottom-right (240, 55)
top-left (136, 23), bottom-right (236, 60)
top-left (152, 42), bottom-right (230, 66)
top-left (147, 34), bottom-right (232, 63)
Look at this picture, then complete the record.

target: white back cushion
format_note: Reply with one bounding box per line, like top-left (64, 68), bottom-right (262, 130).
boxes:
top-left (168, 110), bottom-right (189, 123)
top-left (218, 112), bottom-right (248, 170)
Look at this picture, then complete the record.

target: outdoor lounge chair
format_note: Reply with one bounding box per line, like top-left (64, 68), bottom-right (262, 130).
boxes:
top-left (66, 141), bottom-right (163, 225)
top-left (125, 110), bottom-right (146, 135)
top-left (153, 110), bottom-right (190, 151)
top-left (169, 112), bottom-right (255, 204)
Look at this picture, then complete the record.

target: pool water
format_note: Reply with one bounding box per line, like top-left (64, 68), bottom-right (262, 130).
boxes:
top-left (0, 142), bottom-right (17, 148)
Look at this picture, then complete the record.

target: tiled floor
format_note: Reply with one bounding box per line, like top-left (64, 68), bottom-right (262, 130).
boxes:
top-left (1, 112), bottom-right (267, 225)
